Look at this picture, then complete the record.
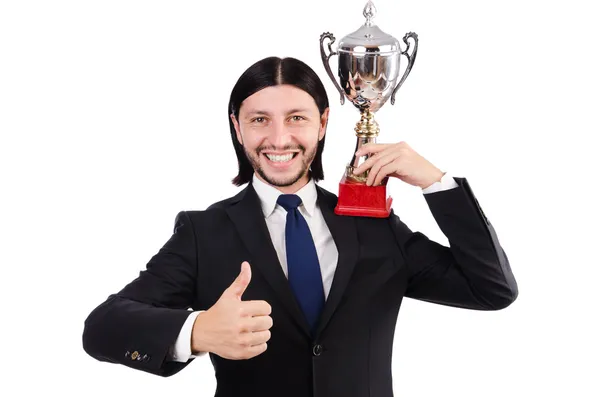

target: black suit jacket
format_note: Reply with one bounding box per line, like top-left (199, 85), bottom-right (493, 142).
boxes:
top-left (82, 177), bottom-right (518, 397)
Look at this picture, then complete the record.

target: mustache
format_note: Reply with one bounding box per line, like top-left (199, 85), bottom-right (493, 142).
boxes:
top-left (256, 144), bottom-right (306, 154)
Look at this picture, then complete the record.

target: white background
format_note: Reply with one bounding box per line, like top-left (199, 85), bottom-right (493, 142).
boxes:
top-left (1, 0), bottom-right (599, 395)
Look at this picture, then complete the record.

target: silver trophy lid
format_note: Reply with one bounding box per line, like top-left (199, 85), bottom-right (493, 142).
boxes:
top-left (338, 1), bottom-right (400, 54)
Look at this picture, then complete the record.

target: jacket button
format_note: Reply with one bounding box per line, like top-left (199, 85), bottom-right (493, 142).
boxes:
top-left (131, 351), bottom-right (139, 360)
top-left (313, 344), bottom-right (323, 356)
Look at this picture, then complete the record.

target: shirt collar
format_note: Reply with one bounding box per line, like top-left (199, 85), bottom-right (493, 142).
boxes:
top-left (252, 173), bottom-right (317, 218)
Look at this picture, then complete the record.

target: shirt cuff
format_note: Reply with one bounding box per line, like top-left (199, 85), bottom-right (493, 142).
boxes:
top-left (421, 172), bottom-right (459, 194)
top-left (168, 310), bottom-right (206, 362)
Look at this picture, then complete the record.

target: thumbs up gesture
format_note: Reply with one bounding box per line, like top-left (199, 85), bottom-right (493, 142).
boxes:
top-left (191, 261), bottom-right (273, 360)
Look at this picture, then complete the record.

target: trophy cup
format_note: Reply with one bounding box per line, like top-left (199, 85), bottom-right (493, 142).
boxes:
top-left (320, 1), bottom-right (418, 217)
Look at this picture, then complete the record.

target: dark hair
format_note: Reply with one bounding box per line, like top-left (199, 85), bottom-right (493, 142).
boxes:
top-left (228, 56), bottom-right (329, 186)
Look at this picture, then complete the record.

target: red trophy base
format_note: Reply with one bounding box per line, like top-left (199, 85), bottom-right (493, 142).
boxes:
top-left (334, 175), bottom-right (393, 218)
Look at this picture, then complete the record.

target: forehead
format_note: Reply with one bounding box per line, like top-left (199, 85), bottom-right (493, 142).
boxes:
top-left (239, 84), bottom-right (318, 114)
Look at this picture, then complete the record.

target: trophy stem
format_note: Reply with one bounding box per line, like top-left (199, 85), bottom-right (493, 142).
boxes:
top-left (345, 109), bottom-right (380, 183)
top-left (335, 107), bottom-right (392, 218)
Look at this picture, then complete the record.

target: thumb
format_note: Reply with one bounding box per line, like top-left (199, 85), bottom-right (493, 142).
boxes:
top-left (225, 261), bottom-right (252, 300)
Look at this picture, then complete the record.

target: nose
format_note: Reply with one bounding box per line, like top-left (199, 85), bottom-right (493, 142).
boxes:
top-left (267, 119), bottom-right (293, 148)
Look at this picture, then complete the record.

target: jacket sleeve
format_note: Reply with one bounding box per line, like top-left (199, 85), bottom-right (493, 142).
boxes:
top-left (388, 177), bottom-right (518, 310)
top-left (82, 210), bottom-right (198, 377)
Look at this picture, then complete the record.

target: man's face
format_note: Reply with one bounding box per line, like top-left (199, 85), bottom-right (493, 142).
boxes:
top-left (231, 84), bottom-right (328, 190)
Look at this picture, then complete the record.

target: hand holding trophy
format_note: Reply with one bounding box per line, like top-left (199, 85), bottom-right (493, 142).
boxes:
top-left (320, 1), bottom-right (418, 217)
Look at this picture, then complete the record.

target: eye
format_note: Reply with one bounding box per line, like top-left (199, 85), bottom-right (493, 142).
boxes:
top-left (291, 115), bottom-right (306, 122)
top-left (251, 117), bottom-right (266, 123)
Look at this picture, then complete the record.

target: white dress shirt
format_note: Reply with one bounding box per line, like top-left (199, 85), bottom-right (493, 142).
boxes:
top-left (168, 172), bottom-right (459, 362)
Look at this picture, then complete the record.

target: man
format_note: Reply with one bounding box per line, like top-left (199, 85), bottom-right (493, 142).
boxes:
top-left (82, 56), bottom-right (518, 397)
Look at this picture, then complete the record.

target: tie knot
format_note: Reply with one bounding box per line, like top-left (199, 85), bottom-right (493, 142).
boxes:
top-left (277, 194), bottom-right (302, 212)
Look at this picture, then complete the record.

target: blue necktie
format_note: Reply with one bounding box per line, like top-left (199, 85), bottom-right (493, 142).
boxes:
top-left (277, 194), bottom-right (325, 335)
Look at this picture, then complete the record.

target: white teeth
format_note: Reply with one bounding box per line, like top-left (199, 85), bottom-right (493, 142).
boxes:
top-left (266, 153), bottom-right (294, 162)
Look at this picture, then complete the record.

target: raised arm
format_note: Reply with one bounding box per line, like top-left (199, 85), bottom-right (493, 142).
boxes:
top-left (389, 177), bottom-right (518, 310)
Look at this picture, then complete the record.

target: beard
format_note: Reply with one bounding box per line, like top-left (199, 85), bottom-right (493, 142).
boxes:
top-left (244, 143), bottom-right (318, 187)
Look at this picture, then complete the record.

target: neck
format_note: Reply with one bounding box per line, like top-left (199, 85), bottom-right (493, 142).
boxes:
top-left (254, 172), bottom-right (310, 194)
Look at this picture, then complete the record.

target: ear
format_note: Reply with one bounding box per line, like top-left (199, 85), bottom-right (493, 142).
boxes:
top-left (319, 107), bottom-right (330, 141)
top-left (230, 113), bottom-right (243, 145)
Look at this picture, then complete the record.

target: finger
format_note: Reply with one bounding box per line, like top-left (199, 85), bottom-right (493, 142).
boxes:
top-left (366, 153), bottom-right (398, 186)
top-left (226, 261), bottom-right (252, 300)
top-left (245, 342), bottom-right (268, 358)
top-left (373, 161), bottom-right (399, 186)
top-left (240, 300), bottom-right (272, 317)
top-left (352, 158), bottom-right (373, 176)
top-left (355, 143), bottom-right (389, 157)
top-left (247, 330), bottom-right (272, 346)
top-left (245, 315), bottom-right (273, 332)
top-left (352, 152), bottom-right (381, 175)
top-left (355, 147), bottom-right (397, 176)
top-left (353, 145), bottom-right (396, 175)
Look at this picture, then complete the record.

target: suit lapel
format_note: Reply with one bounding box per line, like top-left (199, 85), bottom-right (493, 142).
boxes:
top-left (314, 185), bottom-right (359, 337)
top-left (225, 184), bottom-right (312, 339)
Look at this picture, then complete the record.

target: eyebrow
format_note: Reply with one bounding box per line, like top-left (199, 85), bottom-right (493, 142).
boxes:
top-left (243, 108), bottom-right (312, 117)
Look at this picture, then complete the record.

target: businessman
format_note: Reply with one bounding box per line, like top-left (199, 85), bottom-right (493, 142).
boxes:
top-left (82, 56), bottom-right (518, 397)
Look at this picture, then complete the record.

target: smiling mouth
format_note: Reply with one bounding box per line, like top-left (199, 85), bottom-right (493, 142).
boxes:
top-left (263, 152), bottom-right (299, 163)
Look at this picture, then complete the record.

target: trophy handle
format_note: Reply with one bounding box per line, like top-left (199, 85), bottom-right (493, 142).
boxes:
top-left (320, 32), bottom-right (345, 105)
top-left (390, 32), bottom-right (419, 105)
